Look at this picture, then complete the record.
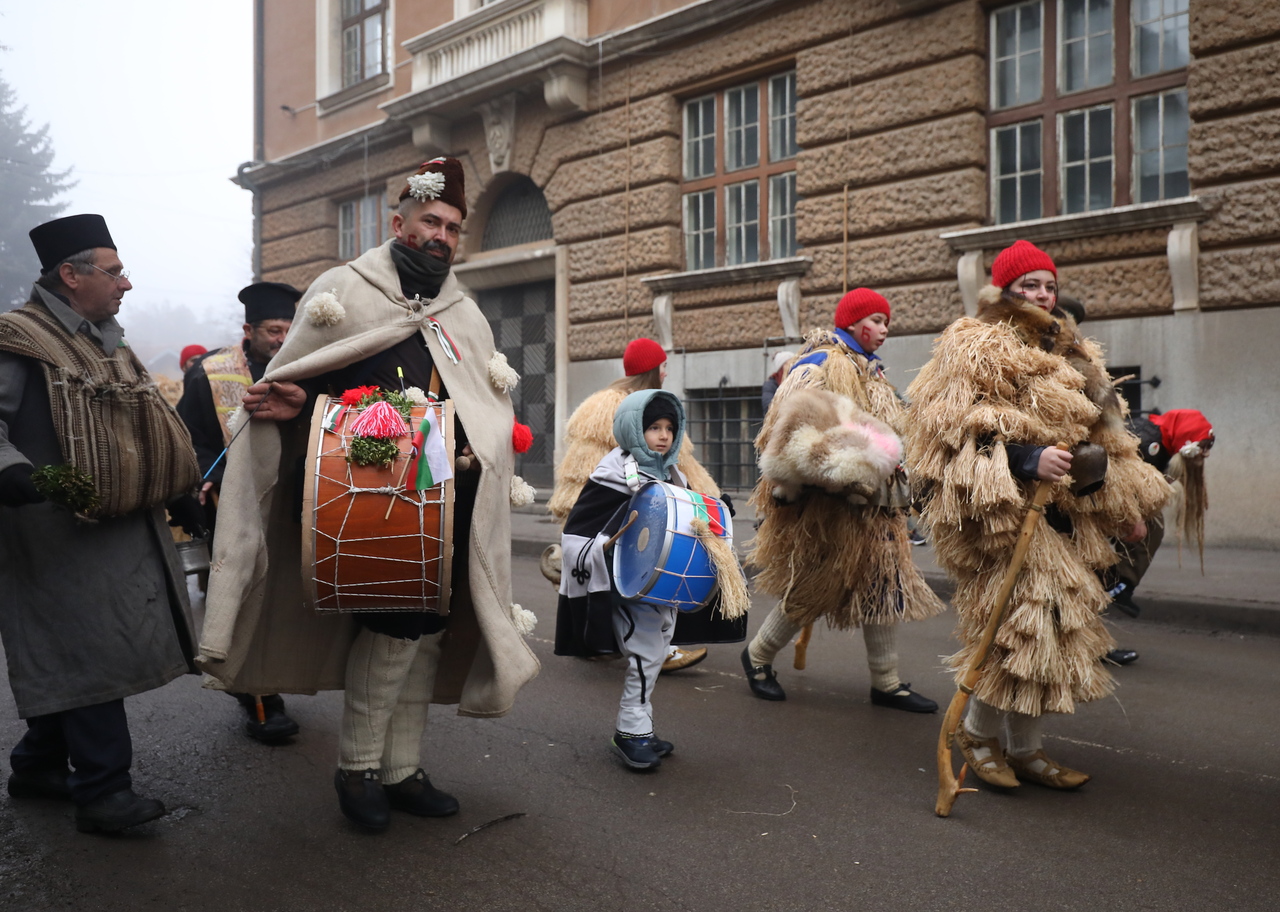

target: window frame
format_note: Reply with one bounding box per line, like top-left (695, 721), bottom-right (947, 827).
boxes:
top-left (338, 191), bottom-right (385, 261)
top-left (340, 0), bottom-right (388, 90)
top-left (679, 70), bottom-right (798, 271)
top-left (986, 0), bottom-right (1187, 223)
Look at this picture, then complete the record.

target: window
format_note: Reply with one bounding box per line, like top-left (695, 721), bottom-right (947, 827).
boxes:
top-left (680, 70), bottom-right (798, 270)
top-left (987, 1), bottom-right (1189, 223)
top-left (338, 192), bottom-right (384, 260)
top-left (341, 0), bottom-right (387, 89)
top-left (684, 386), bottom-right (763, 490)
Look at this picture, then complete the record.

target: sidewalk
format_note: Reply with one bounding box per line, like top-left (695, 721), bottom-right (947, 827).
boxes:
top-left (511, 496), bottom-right (1280, 638)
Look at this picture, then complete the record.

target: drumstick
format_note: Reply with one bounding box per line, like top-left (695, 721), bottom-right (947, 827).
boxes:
top-left (603, 511), bottom-right (639, 551)
top-left (384, 450), bottom-right (414, 521)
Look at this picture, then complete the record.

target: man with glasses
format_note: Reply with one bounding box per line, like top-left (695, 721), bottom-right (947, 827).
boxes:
top-left (177, 281), bottom-right (301, 743)
top-left (0, 214), bottom-right (204, 834)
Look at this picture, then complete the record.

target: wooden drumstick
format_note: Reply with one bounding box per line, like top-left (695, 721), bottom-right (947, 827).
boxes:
top-left (603, 511), bottom-right (639, 551)
top-left (384, 450), bottom-right (414, 521)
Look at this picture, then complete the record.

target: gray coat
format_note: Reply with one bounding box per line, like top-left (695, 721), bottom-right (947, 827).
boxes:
top-left (0, 288), bottom-right (196, 718)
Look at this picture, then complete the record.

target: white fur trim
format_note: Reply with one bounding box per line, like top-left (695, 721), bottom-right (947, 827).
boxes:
top-left (407, 171), bottom-right (446, 201)
top-left (305, 290), bottom-right (344, 327)
top-left (487, 351), bottom-right (520, 392)
top-left (510, 603), bottom-right (537, 636)
top-left (510, 475), bottom-right (536, 507)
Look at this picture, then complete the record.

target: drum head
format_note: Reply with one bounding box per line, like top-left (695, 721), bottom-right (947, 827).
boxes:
top-left (613, 483), bottom-right (670, 600)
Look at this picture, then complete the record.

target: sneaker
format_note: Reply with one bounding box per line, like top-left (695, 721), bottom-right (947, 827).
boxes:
top-left (869, 683), bottom-right (938, 713)
top-left (661, 646), bottom-right (707, 674)
top-left (611, 733), bottom-right (662, 770)
top-left (651, 737), bottom-right (674, 758)
top-left (740, 647), bottom-right (786, 701)
top-left (384, 769), bottom-right (459, 817)
top-left (334, 768), bottom-right (390, 832)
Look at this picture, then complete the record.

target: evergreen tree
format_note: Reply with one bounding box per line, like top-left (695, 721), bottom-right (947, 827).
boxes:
top-left (0, 69), bottom-right (73, 311)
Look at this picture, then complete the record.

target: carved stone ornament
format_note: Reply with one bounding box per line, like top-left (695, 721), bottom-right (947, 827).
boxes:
top-left (479, 95), bottom-right (517, 175)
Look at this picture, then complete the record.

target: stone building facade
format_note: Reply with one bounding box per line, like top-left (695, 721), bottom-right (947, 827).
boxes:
top-left (241, 0), bottom-right (1280, 545)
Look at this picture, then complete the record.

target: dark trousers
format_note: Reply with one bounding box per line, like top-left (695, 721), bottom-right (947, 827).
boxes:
top-left (10, 699), bottom-right (132, 805)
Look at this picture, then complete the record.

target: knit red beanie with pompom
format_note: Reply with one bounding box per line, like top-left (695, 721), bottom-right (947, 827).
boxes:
top-left (623, 338), bottom-right (667, 376)
top-left (991, 240), bottom-right (1057, 288)
top-left (834, 288), bottom-right (891, 329)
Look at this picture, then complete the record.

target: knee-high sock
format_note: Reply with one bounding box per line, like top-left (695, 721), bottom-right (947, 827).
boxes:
top-left (1005, 711), bottom-right (1044, 758)
top-left (748, 605), bottom-right (801, 667)
top-left (381, 632), bottom-right (443, 785)
top-left (339, 628), bottom-right (420, 771)
top-left (861, 622), bottom-right (900, 693)
top-left (964, 697), bottom-right (1006, 742)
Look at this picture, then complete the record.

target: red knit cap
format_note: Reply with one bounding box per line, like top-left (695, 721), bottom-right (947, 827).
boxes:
top-left (623, 338), bottom-right (667, 376)
top-left (834, 288), bottom-right (891, 329)
top-left (398, 157), bottom-right (467, 218)
top-left (991, 240), bottom-right (1057, 288)
top-left (180, 344), bottom-right (207, 366)
top-left (1150, 409), bottom-right (1213, 454)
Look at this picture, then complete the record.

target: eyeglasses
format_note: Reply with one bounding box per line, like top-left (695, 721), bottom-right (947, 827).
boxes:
top-left (89, 264), bottom-right (131, 284)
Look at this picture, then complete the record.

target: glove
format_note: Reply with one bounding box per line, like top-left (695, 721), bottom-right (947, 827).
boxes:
top-left (0, 464), bottom-right (46, 507)
top-left (166, 493), bottom-right (208, 538)
top-left (719, 490), bottom-right (736, 518)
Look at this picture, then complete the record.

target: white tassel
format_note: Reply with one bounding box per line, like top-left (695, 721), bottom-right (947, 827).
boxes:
top-left (488, 351), bottom-right (520, 392)
top-left (510, 603), bottom-right (537, 636)
top-left (305, 290), bottom-right (344, 327)
top-left (510, 475), bottom-right (536, 507)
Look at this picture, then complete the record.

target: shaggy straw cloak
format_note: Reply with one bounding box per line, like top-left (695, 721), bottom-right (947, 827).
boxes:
top-left (547, 386), bottom-right (720, 523)
top-left (748, 328), bottom-right (944, 629)
top-left (905, 286), bottom-right (1169, 716)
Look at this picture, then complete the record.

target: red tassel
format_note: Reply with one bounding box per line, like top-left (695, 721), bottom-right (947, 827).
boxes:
top-left (512, 420), bottom-right (534, 454)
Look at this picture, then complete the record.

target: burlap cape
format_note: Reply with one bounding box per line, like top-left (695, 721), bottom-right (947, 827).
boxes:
top-left (906, 287), bottom-right (1169, 716)
top-left (198, 240), bottom-right (539, 718)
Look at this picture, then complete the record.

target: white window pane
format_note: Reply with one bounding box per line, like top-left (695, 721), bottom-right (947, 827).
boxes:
top-left (1089, 160), bottom-right (1113, 209)
top-left (769, 172), bottom-right (797, 259)
top-left (1064, 40), bottom-right (1086, 92)
top-left (725, 181), bottom-right (759, 265)
top-left (1163, 89), bottom-right (1188, 145)
top-left (1020, 121), bottom-right (1042, 171)
top-left (1133, 0), bottom-right (1189, 76)
top-left (769, 72), bottom-right (798, 161)
top-left (1089, 106), bottom-right (1112, 159)
top-left (1061, 0), bottom-right (1112, 92)
top-left (1089, 29), bottom-right (1113, 87)
top-left (683, 191), bottom-right (715, 270)
top-left (684, 97), bottom-right (715, 179)
top-left (1088, 0), bottom-right (1110, 34)
top-left (1064, 164), bottom-right (1086, 213)
top-left (1020, 2), bottom-right (1041, 52)
top-left (342, 25), bottom-right (360, 87)
top-left (1060, 105), bottom-right (1113, 212)
top-left (995, 7), bottom-right (1020, 57)
top-left (339, 202), bottom-right (356, 260)
top-left (360, 194), bottom-right (381, 252)
top-left (364, 16), bottom-right (383, 80)
top-left (1063, 0), bottom-right (1086, 40)
top-left (1063, 112), bottom-right (1086, 161)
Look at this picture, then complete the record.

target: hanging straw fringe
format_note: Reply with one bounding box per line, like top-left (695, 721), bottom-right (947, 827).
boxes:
top-left (689, 517), bottom-right (750, 621)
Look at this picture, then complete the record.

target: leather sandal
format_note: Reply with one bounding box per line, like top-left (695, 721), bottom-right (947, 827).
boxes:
top-left (1007, 750), bottom-right (1091, 789)
top-left (956, 727), bottom-right (1019, 789)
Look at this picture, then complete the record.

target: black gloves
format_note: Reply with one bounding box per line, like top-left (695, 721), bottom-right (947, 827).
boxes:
top-left (0, 464), bottom-right (46, 507)
top-left (166, 493), bottom-right (208, 538)
top-left (720, 490), bottom-right (737, 518)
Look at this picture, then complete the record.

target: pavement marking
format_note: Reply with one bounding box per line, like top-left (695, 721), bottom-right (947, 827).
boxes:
top-left (1049, 735), bottom-right (1280, 783)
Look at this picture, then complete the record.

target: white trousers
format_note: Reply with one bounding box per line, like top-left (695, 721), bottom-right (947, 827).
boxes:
top-left (612, 600), bottom-right (677, 737)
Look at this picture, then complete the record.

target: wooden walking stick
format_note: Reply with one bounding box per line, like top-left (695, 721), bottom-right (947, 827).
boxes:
top-left (935, 447), bottom-right (1066, 818)
top-left (793, 623), bottom-right (814, 670)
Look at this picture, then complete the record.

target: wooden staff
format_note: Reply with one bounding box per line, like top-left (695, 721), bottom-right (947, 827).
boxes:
top-left (935, 447), bottom-right (1065, 818)
top-left (793, 623), bottom-right (814, 670)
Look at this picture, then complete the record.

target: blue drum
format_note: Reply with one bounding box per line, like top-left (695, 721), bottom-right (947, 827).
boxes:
top-left (612, 481), bottom-right (734, 612)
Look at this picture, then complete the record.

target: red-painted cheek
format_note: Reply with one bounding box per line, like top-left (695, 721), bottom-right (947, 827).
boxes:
top-left (860, 327), bottom-right (874, 347)
top-left (407, 234), bottom-right (420, 249)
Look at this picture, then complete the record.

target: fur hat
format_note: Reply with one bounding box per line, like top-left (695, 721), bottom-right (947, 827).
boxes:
top-left (834, 288), bottom-right (891, 329)
top-left (29, 214), bottom-right (116, 274)
top-left (991, 239), bottom-right (1057, 288)
top-left (623, 337), bottom-right (667, 376)
top-left (238, 281), bottom-right (301, 324)
top-left (399, 158), bottom-right (467, 218)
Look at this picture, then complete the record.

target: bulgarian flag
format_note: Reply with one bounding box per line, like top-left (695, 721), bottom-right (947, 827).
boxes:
top-left (409, 411), bottom-right (454, 490)
top-left (688, 491), bottom-right (727, 536)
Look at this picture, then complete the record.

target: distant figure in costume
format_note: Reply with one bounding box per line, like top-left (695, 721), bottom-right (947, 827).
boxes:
top-left (760, 350), bottom-right (796, 413)
top-left (744, 289), bottom-right (944, 711)
top-left (547, 337), bottom-right (725, 674)
top-left (199, 159), bottom-right (539, 832)
top-left (907, 240), bottom-right (1168, 790)
top-left (555, 390), bottom-right (748, 770)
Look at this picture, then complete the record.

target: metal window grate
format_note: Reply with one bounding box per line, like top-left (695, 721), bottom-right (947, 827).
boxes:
top-left (684, 385), bottom-right (764, 491)
top-left (481, 177), bottom-right (553, 251)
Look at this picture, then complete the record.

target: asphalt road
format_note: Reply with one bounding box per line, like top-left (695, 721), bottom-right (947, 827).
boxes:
top-left (0, 555), bottom-right (1276, 912)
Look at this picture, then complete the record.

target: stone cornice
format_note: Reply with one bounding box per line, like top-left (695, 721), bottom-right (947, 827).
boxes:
top-left (595, 0), bottom-right (785, 60)
top-left (451, 241), bottom-right (557, 290)
top-left (940, 197), bottom-right (1208, 251)
top-left (640, 257), bottom-right (813, 294)
top-left (232, 119), bottom-right (410, 189)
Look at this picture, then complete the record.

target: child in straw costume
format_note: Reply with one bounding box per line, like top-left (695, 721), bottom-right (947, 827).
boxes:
top-left (554, 390), bottom-right (748, 771)
top-left (905, 240), bottom-right (1168, 789)
top-left (744, 289), bottom-right (944, 711)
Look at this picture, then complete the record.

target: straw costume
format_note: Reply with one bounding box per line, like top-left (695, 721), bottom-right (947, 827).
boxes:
top-left (745, 289), bottom-right (944, 709)
top-left (906, 241), bottom-right (1168, 788)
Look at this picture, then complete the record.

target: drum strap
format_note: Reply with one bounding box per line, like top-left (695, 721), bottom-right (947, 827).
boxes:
top-left (429, 365), bottom-right (441, 399)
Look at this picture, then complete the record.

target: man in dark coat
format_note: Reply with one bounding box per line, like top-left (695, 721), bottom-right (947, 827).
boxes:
top-left (0, 214), bottom-right (203, 834)
top-left (177, 282), bottom-right (301, 743)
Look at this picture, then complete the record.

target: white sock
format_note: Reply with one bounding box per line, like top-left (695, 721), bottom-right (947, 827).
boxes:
top-left (862, 623), bottom-right (900, 693)
top-left (748, 605), bottom-right (801, 667)
top-left (1005, 711), bottom-right (1045, 762)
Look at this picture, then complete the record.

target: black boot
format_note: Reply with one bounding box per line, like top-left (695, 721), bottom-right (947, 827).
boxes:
top-left (741, 648), bottom-right (786, 701)
top-left (334, 769), bottom-right (390, 832)
top-left (233, 693), bottom-right (300, 743)
top-left (8, 766), bottom-right (71, 802)
top-left (383, 769), bottom-right (459, 817)
top-left (75, 789), bottom-right (166, 834)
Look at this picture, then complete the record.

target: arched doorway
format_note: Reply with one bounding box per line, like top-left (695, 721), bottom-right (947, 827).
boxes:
top-left (472, 176), bottom-right (556, 487)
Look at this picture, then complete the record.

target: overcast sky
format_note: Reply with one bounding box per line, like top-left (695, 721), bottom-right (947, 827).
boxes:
top-left (1, 1), bottom-right (255, 365)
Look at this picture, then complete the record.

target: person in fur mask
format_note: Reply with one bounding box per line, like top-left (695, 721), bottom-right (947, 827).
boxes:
top-left (906, 240), bottom-right (1168, 790)
top-left (554, 390), bottom-right (747, 770)
top-left (743, 288), bottom-right (945, 712)
top-left (546, 337), bottom-right (724, 674)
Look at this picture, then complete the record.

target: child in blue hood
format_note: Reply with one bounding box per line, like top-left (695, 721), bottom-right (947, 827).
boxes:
top-left (554, 389), bottom-right (744, 770)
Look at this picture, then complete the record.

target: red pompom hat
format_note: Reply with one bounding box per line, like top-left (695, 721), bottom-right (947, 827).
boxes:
top-left (623, 338), bottom-right (667, 376)
top-left (991, 240), bottom-right (1057, 288)
top-left (834, 288), bottom-right (891, 329)
top-left (180, 344), bottom-right (207, 366)
top-left (1150, 409), bottom-right (1213, 453)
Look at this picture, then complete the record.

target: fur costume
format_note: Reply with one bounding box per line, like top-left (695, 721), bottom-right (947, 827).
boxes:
top-left (905, 286), bottom-right (1169, 716)
top-left (748, 328), bottom-right (944, 629)
top-left (547, 385), bottom-right (720, 524)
